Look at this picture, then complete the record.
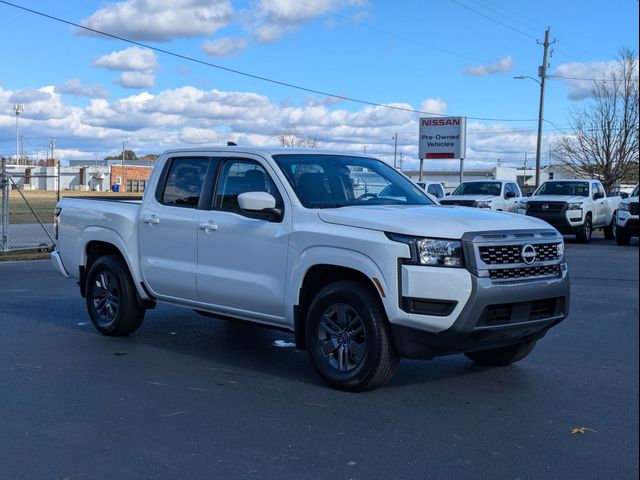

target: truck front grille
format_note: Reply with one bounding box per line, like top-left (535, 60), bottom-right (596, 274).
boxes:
top-left (479, 243), bottom-right (561, 265)
top-left (488, 264), bottom-right (561, 280)
top-left (527, 201), bottom-right (565, 213)
top-left (440, 199), bottom-right (476, 207)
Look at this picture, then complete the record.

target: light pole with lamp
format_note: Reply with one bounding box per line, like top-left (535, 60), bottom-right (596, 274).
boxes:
top-left (513, 74), bottom-right (545, 189)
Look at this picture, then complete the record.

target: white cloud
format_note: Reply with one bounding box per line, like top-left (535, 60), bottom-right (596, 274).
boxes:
top-left (552, 59), bottom-right (638, 100)
top-left (464, 56), bottom-right (513, 76)
top-left (93, 47), bottom-right (158, 72)
top-left (114, 72), bottom-right (156, 89)
top-left (94, 47), bottom-right (159, 90)
top-left (0, 84), bottom-right (547, 170)
top-left (202, 37), bottom-right (249, 57)
top-left (80, 0), bottom-right (233, 42)
top-left (419, 98), bottom-right (447, 115)
top-left (55, 79), bottom-right (110, 99)
top-left (251, 0), bottom-right (369, 43)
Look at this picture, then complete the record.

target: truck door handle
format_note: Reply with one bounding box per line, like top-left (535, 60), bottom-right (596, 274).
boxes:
top-left (199, 222), bottom-right (218, 232)
top-left (142, 216), bottom-right (160, 225)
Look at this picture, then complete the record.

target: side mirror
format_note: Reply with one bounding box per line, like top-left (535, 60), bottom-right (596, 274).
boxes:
top-left (445, 192), bottom-right (451, 196)
top-left (526, 192), bottom-right (533, 197)
top-left (505, 191), bottom-right (516, 199)
top-left (238, 192), bottom-right (282, 221)
top-left (621, 192), bottom-right (629, 199)
top-left (593, 192), bottom-right (605, 200)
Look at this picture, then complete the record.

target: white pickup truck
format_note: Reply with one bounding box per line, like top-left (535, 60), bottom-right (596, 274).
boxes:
top-left (439, 180), bottom-right (522, 213)
top-left (519, 179), bottom-right (619, 243)
top-left (51, 147), bottom-right (569, 391)
top-left (615, 184), bottom-right (639, 245)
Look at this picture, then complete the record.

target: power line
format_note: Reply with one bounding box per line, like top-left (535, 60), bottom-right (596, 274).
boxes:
top-left (447, 0), bottom-right (537, 40)
top-left (549, 74), bottom-right (629, 82)
top-left (0, 0), bottom-right (539, 123)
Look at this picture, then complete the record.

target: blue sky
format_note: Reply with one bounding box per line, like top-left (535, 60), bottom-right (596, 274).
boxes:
top-left (0, 0), bottom-right (638, 169)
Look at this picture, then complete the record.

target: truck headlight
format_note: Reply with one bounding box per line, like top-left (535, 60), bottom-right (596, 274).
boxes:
top-left (619, 203), bottom-right (629, 212)
top-left (475, 201), bottom-right (491, 208)
top-left (557, 241), bottom-right (564, 258)
top-left (386, 234), bottom-right (465, 267)
top-left (566, 202), bottom-right (583, 210)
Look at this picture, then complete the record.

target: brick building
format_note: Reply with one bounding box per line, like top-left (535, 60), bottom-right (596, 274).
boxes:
top-left (110, 165), bottom-right (153, 193)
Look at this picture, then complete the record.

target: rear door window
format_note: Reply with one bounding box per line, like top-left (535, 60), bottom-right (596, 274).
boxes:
top-left (159, 157), bottom-right (210, 208)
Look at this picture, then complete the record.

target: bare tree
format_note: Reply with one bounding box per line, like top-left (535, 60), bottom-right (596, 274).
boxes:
top-left (277, 128), bottom-right (320, 149)
top-left (552, 48), bottom-right (639, 192)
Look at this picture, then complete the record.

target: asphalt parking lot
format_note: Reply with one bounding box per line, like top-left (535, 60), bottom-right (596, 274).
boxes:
top-left (1, 236), bottom-right (638, 480)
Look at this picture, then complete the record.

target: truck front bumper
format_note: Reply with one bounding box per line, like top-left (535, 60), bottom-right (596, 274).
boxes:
top-left (391, 271), bottom-right (570, 359)
top-left (616, 210), bottom-right (639, 236)
top-left (526, 210), bottom-right (584, 234)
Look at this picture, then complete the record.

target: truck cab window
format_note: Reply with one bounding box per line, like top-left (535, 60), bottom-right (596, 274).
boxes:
top-left (161, 158), bottom-right (209, 208)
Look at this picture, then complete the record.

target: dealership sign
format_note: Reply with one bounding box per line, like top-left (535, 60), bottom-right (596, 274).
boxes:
top-left (419, 116), bottom-right (467, 159)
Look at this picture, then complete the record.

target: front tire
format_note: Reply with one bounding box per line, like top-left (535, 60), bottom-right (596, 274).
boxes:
top-left (465, 340), bottom-right (536, 366)
top-left (576, 215), bottom-right (592, 243)
top-left (603, 214), bottom-right (616, 240)
top-left (616, 225), bottom-right (631, 245)
top-left (86, 255), bottom-right (145, 336)
top-left (305, 280), bottom-right (399, 391)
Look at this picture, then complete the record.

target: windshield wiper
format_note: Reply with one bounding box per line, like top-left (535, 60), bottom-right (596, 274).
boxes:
top-left (316, 203), bottom-right (351, 209)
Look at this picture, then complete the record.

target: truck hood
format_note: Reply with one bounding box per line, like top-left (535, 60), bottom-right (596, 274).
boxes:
top-left (527, 195), bottom-right (587, 203)
top-left (441, 195), bottom-right (497, 203)
top-left (317, 205), bottom-right (552, 238)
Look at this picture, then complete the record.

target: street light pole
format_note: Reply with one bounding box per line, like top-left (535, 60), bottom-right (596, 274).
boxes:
top-left (13, 104), bottom-right (23, 165)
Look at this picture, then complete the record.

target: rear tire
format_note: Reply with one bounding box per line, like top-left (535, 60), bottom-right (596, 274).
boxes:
top-left (86, 255), bottom-right (145, 336)
top-left (305, 280), bottom-right (399, 391)
top-left (616, 225), bottom-right (631, 245)
top-left (603, 214), bottom-right (615, 240)
top-left (576, 215), bottom-right (592, 243)
top-left (465, 340), bottom-right (536, 366)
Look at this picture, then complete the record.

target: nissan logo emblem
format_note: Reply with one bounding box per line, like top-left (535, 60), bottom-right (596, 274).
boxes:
top-left (542, 204), bottom-right (549, 210)
top-left (521, 244), bottom-right (537, 265)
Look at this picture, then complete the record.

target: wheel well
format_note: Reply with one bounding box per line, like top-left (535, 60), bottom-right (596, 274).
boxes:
top-left (85, 241), bottom-right (123, 272)
top-left (80, 241), bottom-right (124, 297)
top-left (294, 264), bottom-right (382, 350)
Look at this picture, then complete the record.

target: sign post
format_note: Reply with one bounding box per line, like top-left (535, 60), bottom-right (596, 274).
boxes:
top-left (419, 116), bottom-right (467, 182)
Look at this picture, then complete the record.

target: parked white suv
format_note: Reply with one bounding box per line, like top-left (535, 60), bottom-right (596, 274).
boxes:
top-left (439, 180), bottom-right (522, 213)
top-left (51, 148), bottom-right (569, 391)
top-left (616, 184), bottom-right (639, 245)
top-left (522, 179), bottom-right (619, 243)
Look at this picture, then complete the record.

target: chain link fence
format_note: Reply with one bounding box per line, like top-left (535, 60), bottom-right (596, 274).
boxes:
top-left (1, 168), bottom-right (56, 252)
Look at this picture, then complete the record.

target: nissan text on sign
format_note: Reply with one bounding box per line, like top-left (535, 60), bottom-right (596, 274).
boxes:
top-left (419, 116), bottom-right (467, 159)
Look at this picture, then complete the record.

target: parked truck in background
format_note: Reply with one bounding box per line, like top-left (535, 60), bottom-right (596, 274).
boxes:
top-left (615, 184), bottom-right (639, 245)
top-left (439, 180), bottom-right (522, 213)
top-left (51, 147), bottom-right (570, 391)
top-left (520, 179), bottom-right (620, 243)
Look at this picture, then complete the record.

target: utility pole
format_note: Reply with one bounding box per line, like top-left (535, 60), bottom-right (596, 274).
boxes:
top-left (534, 27), bottom-right (556, 189)
top-left (1, 156), bottom-right (8, 251)
top-left (399, 151), bottom-right (404, 171)
top-left (122, 139), bottom-right (129, 193)
top-left (13, 104), bottom-right (23, 165)
top-left (50, 139), bottom-right (59, 200)
top-left (393, 133), bottom-right (398, 168)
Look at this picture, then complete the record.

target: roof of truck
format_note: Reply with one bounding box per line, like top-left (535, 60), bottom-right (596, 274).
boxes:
top-left (160, 146), bottom-right (376, 158)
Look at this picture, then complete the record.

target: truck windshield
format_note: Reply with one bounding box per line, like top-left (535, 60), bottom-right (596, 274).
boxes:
top-left (632, 185), bottom-right (639, 197)
top-left (272, 154), bottom-right (434, 208)
top-left (535, 182), bottom-right (589, 197)
top-left (451, 182), bottom-right (501, 196)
